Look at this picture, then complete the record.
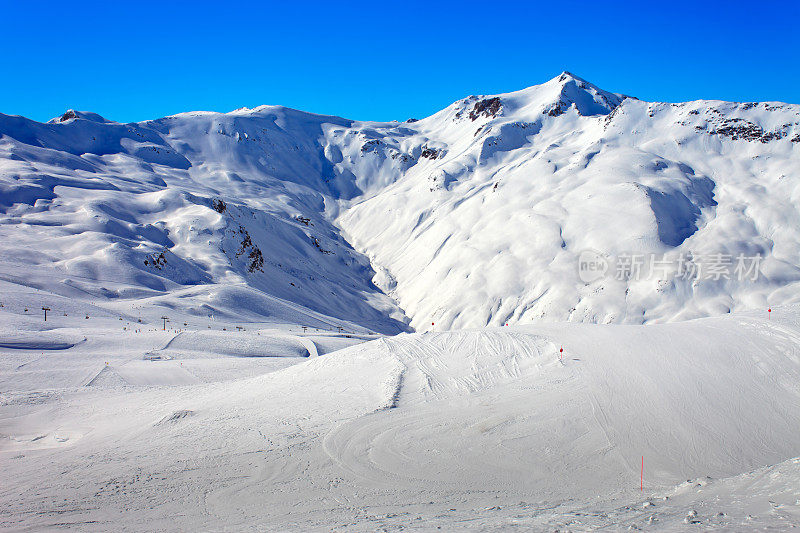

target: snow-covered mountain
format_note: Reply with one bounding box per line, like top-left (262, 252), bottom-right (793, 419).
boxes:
top-left (1, 72), bottom-right (799, 331)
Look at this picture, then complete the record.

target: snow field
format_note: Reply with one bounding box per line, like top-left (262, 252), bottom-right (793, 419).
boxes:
top-left (2, 306), bottom-right (799, 530)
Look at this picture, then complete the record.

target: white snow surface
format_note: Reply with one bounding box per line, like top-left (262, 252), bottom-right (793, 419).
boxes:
top-left (2, 73), bottom-right (800, 530)
top-left (1, 72), bottom-right (799, 332)
top-left (1, 305), bottom-right (800, 530)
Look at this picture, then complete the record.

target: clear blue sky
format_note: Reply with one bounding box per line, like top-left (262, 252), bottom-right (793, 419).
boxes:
top-left (4, 0), bottom-right (799, 123)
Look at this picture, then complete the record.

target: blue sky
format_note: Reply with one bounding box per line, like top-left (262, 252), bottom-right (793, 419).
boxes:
top-left (3, 0), bottom-right (799, 123)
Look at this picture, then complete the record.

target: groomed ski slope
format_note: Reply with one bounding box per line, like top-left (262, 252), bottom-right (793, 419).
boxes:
top-left (2, 306), bottom-right (799, 530)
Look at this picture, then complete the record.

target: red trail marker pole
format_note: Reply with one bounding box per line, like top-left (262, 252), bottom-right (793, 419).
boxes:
top-left (768, 308), bottom-right (771, 320)
top-left (559, 346), bottom-right (563, 362)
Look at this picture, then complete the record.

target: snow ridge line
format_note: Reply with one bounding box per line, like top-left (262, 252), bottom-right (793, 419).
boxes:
top-left (161, 331), bottom-right (184, 350)
top-left (378, 337), bottom-right (406, 411)
top-left (82, 365), bottom-right (110, 387)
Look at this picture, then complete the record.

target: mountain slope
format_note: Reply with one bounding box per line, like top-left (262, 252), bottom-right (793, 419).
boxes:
top-left (337, 73), bottom-right (800, 329)
top-left (1, 72), bottom-right (799, 331)
top-left (0, 108), bottom-right (410, 333)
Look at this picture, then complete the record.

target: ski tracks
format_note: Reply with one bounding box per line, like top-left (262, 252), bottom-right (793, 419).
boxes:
top-left (322, 330), bottom-right (553, 491)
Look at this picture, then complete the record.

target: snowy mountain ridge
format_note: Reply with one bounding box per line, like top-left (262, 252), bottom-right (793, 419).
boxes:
top-left (1, 72), bottom-right (799, 331)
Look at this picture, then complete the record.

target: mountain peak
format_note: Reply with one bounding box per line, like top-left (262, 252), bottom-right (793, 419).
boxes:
top-left (541, 71), bottom-right (626, 116)
top-left (489, 72), bottom-right (625, 118)
top-left (48, 110), bottom-right (111, 124)
top-left (555, 70), bottom-right (584, 83)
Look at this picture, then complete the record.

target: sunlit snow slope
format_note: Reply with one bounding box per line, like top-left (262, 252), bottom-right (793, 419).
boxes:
top-left (1, 72), bottom-right (799, 331)
top-left (337, 73), bottom-right (800, 330)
